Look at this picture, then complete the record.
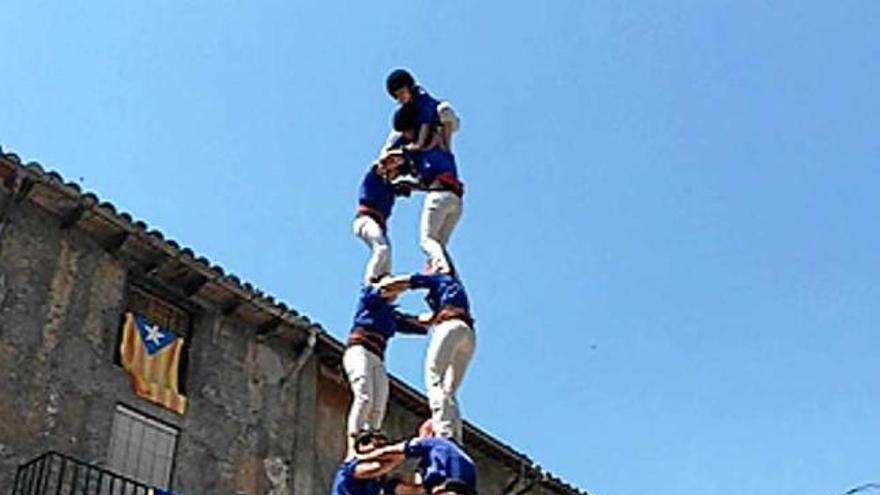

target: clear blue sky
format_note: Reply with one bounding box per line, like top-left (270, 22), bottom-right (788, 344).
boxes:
top-left (2, 2), bottom-right (878, 494)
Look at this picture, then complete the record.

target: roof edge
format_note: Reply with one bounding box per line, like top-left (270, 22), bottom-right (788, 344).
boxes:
top-left (0, 146), bottom-right (587, 495)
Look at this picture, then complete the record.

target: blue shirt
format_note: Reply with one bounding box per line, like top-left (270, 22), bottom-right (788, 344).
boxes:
top-left (330, 459), bottom-right (382, 495)
top-left (413, 147), bottom-right (459, 186)
top-left (404, 437), bottom-right (477, 492)
top-left (385, 126), bottom-right (460, 190)
top-left (352, 286), bottom-right (427, 339)
top-left (358, 167), bottom-right (396, 222)
top-left (412, 85), bottom-right (441, 127)
top-left (409, 273), bottom-right (470, 315)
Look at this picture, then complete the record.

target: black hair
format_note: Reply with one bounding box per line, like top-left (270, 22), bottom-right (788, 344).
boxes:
top-left (393, 103), bottom-right (419, 133)
top-left (354, 430), bottom-right (388, 452)
top-left (386, 68), bottom-right (416, 97)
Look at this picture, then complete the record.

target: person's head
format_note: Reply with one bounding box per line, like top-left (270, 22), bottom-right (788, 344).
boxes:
top-left (386, 69), bottom-right (416, 104)
top-left (376, 150), bottom-right (406, 180)
top-left (433, 481), bottom-right (477, 495)
top-left (371, 274), bottom-right (401, 301)
top-left (393, 103), bottom-right (419, 140)
top-left (353, 430), bottom-right (388, 454)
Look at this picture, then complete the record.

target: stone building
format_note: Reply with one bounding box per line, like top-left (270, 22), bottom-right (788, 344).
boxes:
top-left (0, 147), bottom-right (585, 495)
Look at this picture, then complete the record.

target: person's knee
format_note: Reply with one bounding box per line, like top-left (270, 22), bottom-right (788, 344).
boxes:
top-left (425, 361), bottom-right (446, 384)
top-left (374, 242), bottom-right (390, 258)
top-left (420, 232), bottom-right (439, 247)
top-left (426, 385), bottom-right (446, 406)
top-left (353, 393), bottom-right (373, 409)
top-left (349, 379), bottom-right (373, 402)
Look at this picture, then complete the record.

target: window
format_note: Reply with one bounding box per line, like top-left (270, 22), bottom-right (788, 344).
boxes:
top-left (116, 284), bottom-right (192, 394)
top-left (107, 404), bottom-right (178, 489)
top-left (127, 285), bottom-right (191, 338)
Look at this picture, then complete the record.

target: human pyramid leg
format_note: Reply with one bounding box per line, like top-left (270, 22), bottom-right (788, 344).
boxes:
top-left (425, 318), bottom-right (476, 443)
top-left (420, 190), bottom-right (462, 274)
top-left (353, 216), bottom-right (391, 283)
top-left (368, 358), bottom-right (390, 431)
top-left (333, 68), bottom-right (477, 495)
top-left (342, 345), bottom-right (388, 453)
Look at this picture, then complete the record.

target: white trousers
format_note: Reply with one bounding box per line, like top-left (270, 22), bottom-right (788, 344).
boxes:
top-left (425, 318), bottom-right (475, 443)
top-left (353, 215), bottom-right (391, 284)
top-left (343, 345), bottom-right (389, 437)
top-left (420, 191), bottom-right (462, 274)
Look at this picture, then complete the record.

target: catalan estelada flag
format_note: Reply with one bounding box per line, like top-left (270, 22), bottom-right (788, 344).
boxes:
top-left (119, 312), bottom-right (187, 414)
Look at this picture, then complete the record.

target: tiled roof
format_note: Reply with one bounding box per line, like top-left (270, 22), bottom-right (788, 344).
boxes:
top-left (0, 146), bottom-right (587, 495)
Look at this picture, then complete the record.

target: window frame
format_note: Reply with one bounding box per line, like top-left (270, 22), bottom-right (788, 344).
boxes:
top-left (107, 403), bottom-right (181, 490)
top-left (114, 281), bottom-right (195, 394)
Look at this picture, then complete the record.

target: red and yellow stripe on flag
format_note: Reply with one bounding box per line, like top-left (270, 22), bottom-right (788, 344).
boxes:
top-left (119, 312), bottom-right (187, 414)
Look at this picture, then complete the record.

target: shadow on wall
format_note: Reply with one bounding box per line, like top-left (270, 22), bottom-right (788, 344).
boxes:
top-left (0, 271), bottom-right (6, 308)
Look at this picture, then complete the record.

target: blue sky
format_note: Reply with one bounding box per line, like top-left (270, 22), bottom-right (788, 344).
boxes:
top-left (2, 2), bottom-right (878, 494)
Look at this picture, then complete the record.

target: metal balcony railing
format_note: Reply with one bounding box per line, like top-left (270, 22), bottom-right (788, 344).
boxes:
top-left (10, 451), bottom-right (161, 495)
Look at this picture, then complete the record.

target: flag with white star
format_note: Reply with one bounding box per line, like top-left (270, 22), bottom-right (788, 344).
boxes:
top-left (119, 312), bottom-right (187, 414)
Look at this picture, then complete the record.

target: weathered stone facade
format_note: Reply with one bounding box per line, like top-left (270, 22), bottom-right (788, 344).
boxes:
top-left (0, 151), bottom-right (583, 495)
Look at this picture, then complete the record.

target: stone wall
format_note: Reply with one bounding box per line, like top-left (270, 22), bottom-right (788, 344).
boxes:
top-left (0, 190), bottom-right (131, 483)
top-left (0, 194), bottom-right (311, 493)
top-left (0, 178), bottom-right (579, 495)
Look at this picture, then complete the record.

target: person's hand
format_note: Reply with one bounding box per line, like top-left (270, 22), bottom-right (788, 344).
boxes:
top-left (393, 183), bottom-right (413, 197)
top-left (385, 155), bottom-right (405, 172)
top-left (417, 313), bottom-right (435, 325)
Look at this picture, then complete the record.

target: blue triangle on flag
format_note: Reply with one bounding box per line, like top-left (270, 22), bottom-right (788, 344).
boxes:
top-left (134, 314), bottom-right (178, 356)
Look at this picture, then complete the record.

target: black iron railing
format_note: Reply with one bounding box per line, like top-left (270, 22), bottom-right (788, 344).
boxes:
top-left (10, 451), bottom-right (158, 495)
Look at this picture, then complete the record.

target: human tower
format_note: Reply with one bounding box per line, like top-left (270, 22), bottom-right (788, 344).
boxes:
top-left (331, 70), bottom-right (478, 495)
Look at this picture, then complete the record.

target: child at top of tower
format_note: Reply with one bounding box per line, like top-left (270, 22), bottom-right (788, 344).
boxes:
top-left (386, 69), bottom-right (460, 153)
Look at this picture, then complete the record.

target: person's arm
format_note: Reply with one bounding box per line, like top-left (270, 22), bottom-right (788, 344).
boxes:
top-left (392, 182), bottom-right (413, 198)
top-left (361, 286), bottom-right (390, 307)
top-left (404, 98), bottom-right (442, 152)
top-left (394, 312), bottom-right (429, 335)
top-left (382, 130), bottom-right (406, 155)
top-left (404, 123), bottom-right (434, 152)
top-left (407, 273), bottom-right (437, 290)
top-left (416, 312), bottom-right (436, 325)
top-left (439, 122), bottom-right (454, 152)
top-left (391, 173), bottom-right (423, 197)
top-left (378, 275), bottom-right (413, 297)
top-left (357, 441), bottom-right (409, 462)
top-left (351, 454), bottom-right (405, 479)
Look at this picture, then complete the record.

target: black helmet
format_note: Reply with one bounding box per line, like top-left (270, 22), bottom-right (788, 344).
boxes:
top-left (386, 69), bottom-right (415, 98)
top-left (393, 103), bottom-right (418, 132)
